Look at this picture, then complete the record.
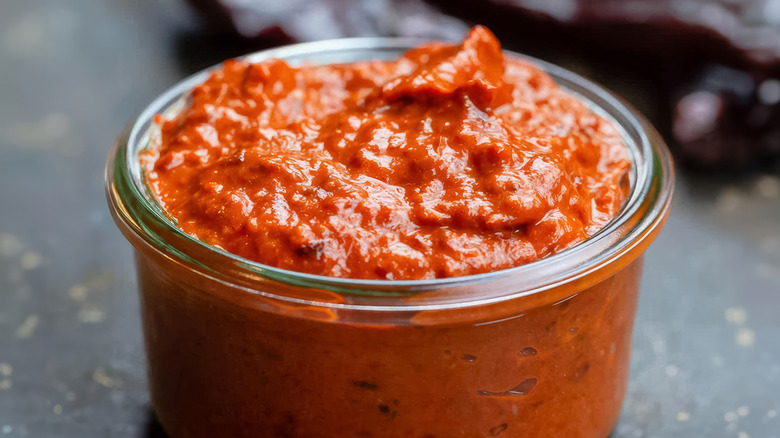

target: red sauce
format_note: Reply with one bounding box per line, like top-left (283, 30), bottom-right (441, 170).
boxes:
top-left (144, 26), bottom-right (630, 280)
top-left (114, 26), bottom-right (669, 438)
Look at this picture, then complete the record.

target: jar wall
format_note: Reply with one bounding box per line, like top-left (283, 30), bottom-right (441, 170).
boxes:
top-left (136, 249), bottom-right (643, 438)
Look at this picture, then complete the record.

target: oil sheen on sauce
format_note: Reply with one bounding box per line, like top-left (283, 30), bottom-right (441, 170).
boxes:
top-left (143, 26), bottom-right (630, 280)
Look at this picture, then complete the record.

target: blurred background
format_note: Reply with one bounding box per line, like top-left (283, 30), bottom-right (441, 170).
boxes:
top-left (0, 0), bottom-right (778, 437)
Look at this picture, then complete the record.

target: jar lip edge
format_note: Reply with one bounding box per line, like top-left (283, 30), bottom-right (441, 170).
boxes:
top-left (108, 36), bottom-right (674, 297)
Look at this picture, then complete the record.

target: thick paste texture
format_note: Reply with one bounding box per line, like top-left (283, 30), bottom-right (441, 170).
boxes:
top-left (144, 26), bottom-right (630, 280)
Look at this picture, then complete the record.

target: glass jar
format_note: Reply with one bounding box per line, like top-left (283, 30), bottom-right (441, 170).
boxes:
top-left (106, 38), bottom-right (674, 438)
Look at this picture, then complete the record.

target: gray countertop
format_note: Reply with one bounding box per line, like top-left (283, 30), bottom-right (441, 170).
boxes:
top-left (0, 0), bottom-right (778, 437)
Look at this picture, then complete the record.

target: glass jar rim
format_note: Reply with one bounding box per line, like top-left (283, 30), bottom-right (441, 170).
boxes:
top-left (106, 37), bottom-right (674, 311)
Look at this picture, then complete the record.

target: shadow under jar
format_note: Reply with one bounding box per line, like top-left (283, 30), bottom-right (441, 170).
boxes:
top-left (106, 39), bottom-right (674, 438)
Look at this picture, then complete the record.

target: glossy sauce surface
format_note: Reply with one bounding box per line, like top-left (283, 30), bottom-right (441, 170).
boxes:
top-left (144, 26), bottom-right (630, 280)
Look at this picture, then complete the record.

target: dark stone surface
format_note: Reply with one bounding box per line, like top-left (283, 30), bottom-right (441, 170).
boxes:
top-left (0, 0), bottom-right (778, 437)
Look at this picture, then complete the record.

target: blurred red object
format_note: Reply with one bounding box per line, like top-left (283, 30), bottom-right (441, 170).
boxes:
top-left (184, 0), bottom-right (467, 41)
